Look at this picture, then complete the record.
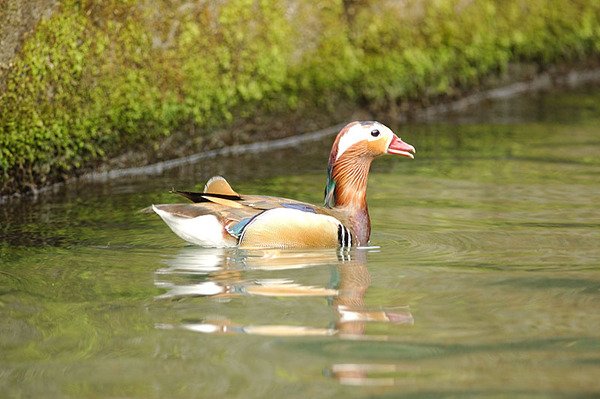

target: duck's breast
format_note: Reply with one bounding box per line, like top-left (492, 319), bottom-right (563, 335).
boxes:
top-left (239, 207), bottom-right (346, 249)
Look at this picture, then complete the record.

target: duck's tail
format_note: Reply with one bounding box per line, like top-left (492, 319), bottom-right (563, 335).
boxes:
top-left (152, 204), bottom-right (236, 247)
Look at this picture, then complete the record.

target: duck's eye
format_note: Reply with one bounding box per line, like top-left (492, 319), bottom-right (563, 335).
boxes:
top-left (370, 129), bottom-right (380, 137)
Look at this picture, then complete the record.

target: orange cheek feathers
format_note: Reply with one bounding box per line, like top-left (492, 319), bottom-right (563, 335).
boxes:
top-left (366, 137), bottom-right (389, 156)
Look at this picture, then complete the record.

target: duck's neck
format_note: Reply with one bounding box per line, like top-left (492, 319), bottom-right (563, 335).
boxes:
top-left (324, 155), bottom-right (373, 245)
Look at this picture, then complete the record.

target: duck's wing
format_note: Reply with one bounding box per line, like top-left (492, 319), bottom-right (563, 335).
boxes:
top-left (151, 202), bottom-right (257, 222)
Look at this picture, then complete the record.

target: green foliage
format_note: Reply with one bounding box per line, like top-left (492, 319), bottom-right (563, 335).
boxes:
top-left (353, 0), bottom-right (600, 106)
top-left (1, 0), bottom-right (600, 194)
top-left (1, 7), bottom-right (92, 190)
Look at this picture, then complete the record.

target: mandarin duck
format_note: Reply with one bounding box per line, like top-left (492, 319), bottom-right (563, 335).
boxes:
top-left (152, 121), bottom-right (415, 248)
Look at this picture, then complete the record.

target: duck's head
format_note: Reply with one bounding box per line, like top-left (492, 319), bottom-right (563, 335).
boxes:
top-left (330, 121), bottom-right (415, 164)
top-left (325, 121), bottom-right (415, 210)
top-left (331, 121), bottom-right (415, 162)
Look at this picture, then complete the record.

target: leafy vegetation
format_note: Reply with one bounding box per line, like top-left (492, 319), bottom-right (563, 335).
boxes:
top-left (1, 0), bottom-right (599, 195)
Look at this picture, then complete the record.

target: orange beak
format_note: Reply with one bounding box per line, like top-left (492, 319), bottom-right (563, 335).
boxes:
top-left (387, 135), bottom-right (416, 159)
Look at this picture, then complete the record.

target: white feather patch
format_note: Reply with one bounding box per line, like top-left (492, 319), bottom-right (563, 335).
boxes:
top-left (152, 205), bottom-right (235, 247)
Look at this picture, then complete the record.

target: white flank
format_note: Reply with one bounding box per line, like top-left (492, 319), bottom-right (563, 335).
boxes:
top-left (152, 205), bottom-right (235, 247)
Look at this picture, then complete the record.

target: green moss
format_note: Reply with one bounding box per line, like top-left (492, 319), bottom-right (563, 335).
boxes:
top-left (1, 0), bottom-right (600, 195)
top-left (1, 7), bottom-right (90, 188)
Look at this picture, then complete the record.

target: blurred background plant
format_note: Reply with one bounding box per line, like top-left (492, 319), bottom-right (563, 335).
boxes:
top-left (1, 0), bottom-right (599, 195)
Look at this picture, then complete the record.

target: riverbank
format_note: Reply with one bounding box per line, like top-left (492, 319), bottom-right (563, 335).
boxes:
top-left (2, 0), bottom-right (600, 197)
top-left (2, 63), bottom-right (599, 205)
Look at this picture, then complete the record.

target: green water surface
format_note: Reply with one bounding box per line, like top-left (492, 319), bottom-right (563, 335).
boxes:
top-left (1, 85), bottom-right (600, 398)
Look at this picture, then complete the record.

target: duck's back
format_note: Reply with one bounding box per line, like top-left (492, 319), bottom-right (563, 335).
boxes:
top-left (152, 176), bottom-right (354, 248)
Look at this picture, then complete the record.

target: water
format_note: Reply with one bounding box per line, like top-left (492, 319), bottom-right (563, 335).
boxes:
top-left (1, 85), bottom-right (600, 398)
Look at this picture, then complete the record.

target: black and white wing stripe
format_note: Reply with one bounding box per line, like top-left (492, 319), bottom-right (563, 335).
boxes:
top-left (337, 224), bottom-right (352, 248)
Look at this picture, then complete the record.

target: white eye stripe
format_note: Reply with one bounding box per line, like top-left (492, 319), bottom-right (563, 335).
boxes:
top-left (336, 125), bottom-right (364, 161)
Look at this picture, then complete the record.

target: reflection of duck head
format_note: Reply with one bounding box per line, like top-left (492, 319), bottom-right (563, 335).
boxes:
top-left (331, 250), bottom-right (413, 337)
top-left (154, 247), bottom-right (412, 337)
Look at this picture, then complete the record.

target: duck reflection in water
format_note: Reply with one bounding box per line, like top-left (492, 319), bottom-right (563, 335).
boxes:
top-left (154, 247), bottom-right (413, 386)
top-left (154, 247), bottom-right (413, 337)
